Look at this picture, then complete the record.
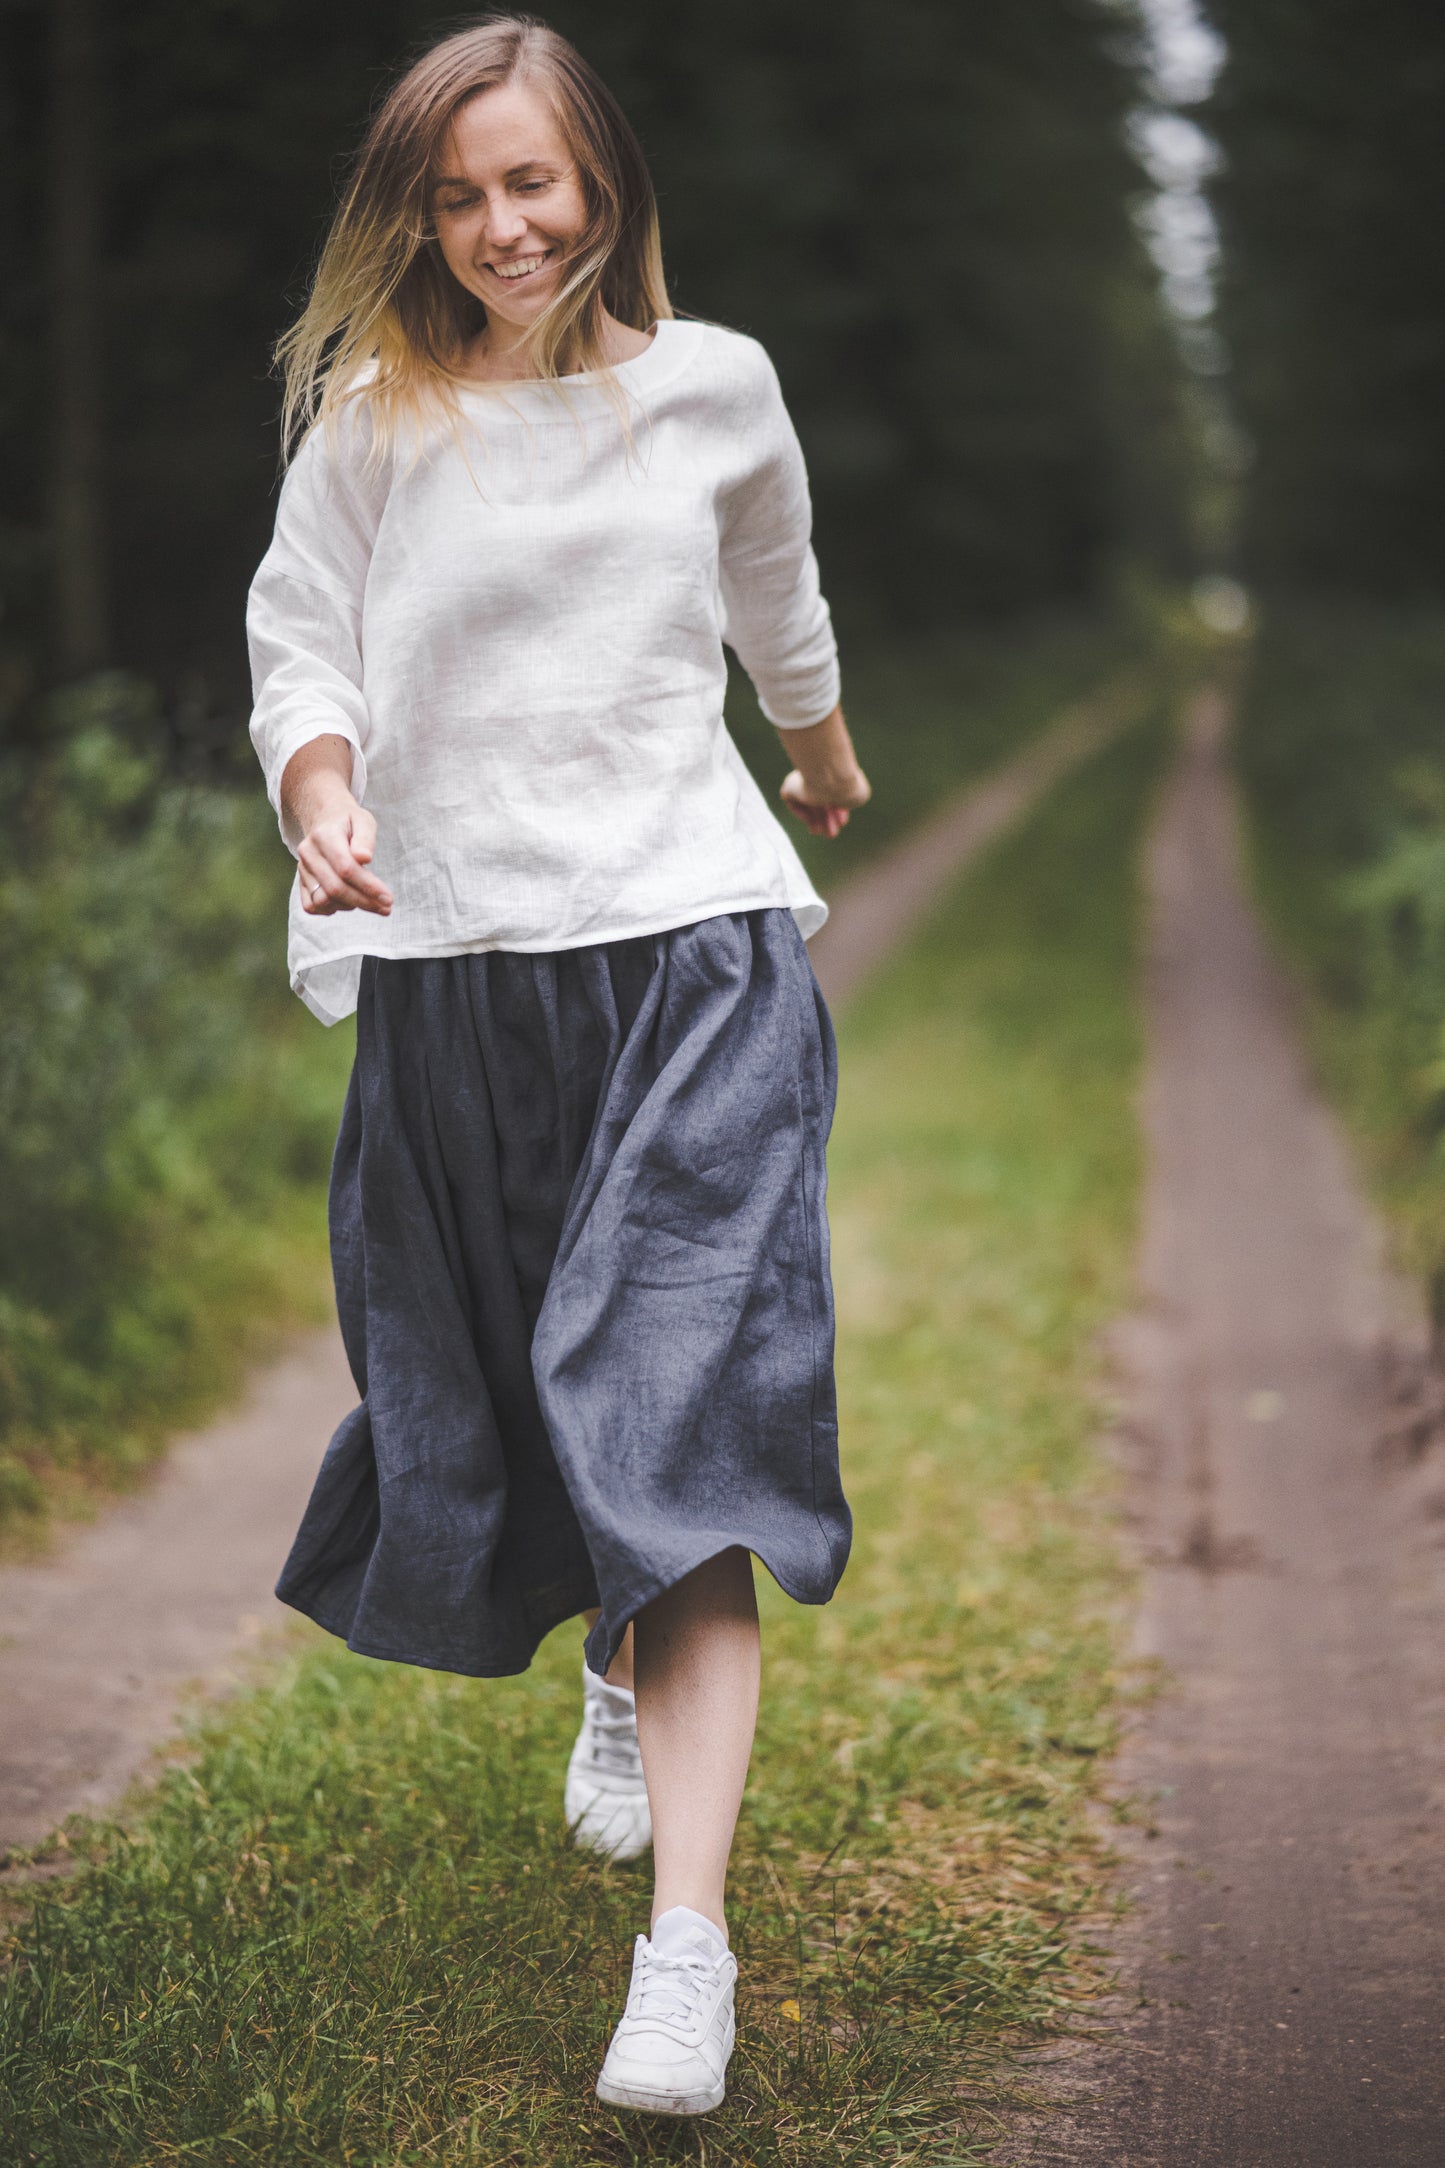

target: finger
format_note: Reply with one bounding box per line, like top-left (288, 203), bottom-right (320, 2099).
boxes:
top-left (347, 813), bottom-right (381, 867)
top-left (298, 847), bottom-right (372, 916)
top-left (304, 833), bottom-right (393, 912)
top-left (298, 860), bottom-right (354, 915)
top-left (317, 838), bottom-right (391, 905)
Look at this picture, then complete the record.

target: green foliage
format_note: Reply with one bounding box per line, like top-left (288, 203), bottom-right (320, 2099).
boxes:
top-left (0, 674), bottom-right (351, 1527)
top-left (1236, 602), bottom-right (1445, 1292)
top-left (0, 720), bottom-right (1165, 2165)
top-left (1205, 3), bottom-right (1445, 594)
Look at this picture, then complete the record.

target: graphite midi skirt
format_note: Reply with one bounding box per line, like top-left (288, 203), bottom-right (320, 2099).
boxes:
top-left (274, 907), bottom-right (852, 1678)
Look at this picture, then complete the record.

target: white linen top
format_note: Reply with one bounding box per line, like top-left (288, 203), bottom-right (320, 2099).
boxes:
top-left (246, 317), bottom-right (839, 1025)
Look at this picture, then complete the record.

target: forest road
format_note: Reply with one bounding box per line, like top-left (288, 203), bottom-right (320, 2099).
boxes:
top-left (1000, 688), bottom-right (1445, 2165)
top-left (0, 673), bottom-right (1145, 1861)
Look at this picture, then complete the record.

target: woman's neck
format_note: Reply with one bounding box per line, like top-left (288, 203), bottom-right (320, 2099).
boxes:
top-left (460, 309), bottom-right (655, 384)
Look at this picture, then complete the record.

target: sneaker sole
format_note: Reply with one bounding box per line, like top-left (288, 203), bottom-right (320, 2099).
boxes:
top-left (595, 2072), bottom-right (726, 2115)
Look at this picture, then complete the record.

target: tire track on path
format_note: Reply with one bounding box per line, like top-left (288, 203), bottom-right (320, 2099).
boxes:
top-left (1001, 689), bottom-right (1445, 2165)
top-left (0, 672), bottom-right (1147, 1860)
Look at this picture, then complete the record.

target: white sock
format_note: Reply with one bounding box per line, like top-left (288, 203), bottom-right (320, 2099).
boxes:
top-left (650, 1904), bottom-right (729, 1957)
top-left (584, 1663), bottom-right (635, 1708)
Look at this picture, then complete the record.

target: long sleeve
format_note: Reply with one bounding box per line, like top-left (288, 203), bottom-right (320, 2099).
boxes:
top-left (258, 319), bottom-right (835, 1026)
top-left (246, 405), bottom-right (388, 837)
top-left (716, 350), bottom-right (840, 730)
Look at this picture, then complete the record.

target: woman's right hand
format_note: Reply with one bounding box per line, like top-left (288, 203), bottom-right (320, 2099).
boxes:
top-left (281, 735), bottom-right (393, 917)
top-left (298, 797), bottom-right (392, 917)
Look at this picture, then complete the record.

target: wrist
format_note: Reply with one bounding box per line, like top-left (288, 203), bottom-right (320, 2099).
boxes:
top-left (789, 762), bottom-right (869, 807)
top-left (800, 762), bottom-right (862, 796)
top-left (295, 770), bottom-right (359, 835)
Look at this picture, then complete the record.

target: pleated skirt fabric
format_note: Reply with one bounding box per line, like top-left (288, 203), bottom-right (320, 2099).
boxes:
top-left (274, 908), bottom-right (851, 1678)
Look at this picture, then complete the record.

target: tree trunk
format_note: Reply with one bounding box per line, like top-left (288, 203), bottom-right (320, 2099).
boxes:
top-left (47, 0), bottom-right (108, 675)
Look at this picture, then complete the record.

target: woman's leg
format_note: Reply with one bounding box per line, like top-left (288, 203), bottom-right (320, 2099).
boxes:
top-left (632, 1547), bottom-right (760, 1935)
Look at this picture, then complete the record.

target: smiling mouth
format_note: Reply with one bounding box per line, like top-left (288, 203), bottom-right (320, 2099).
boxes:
top-left (486, 250), bottom-right (554, 282)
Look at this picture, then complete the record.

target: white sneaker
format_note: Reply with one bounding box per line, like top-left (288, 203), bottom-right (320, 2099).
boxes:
top-left (565, 1661), bottom-right (652, 1862)
top-left (595, 1907), bottom-right (738, 2115)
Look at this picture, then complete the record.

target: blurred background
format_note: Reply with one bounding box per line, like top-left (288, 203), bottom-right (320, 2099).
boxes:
top-left (1, 0), bottom-right (1442, 1528)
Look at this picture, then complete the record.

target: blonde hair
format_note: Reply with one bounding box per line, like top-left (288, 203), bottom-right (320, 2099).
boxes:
top-left (273, 14), bottom-right (673, 466)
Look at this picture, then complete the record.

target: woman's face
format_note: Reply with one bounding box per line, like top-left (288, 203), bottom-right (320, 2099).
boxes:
top-left (430, 80), bottom-right (589, 339)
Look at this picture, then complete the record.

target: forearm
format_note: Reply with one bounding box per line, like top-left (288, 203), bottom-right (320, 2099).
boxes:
top-left (279, 734), bottom-right (361, 853)
top-left (775, 705), bottom-right (869, 804)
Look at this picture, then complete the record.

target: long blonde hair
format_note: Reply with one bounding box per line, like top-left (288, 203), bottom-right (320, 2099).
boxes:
top-left (274, 14), bottom-right (673, 466)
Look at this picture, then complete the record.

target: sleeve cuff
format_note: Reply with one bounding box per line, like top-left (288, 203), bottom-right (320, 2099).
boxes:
top-left (756, 663), bottom-right (842, 732)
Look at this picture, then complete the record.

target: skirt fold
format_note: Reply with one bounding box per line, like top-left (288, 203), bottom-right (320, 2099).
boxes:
top-left (274, 909), bottom-right (850, 1678)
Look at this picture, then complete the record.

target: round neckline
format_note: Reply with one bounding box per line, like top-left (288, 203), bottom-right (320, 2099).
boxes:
top-left (451, 317), bottom-right (700, 405)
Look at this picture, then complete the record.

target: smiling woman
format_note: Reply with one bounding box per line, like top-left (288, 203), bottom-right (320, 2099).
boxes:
top-left (428, 84), bottom-right (657, 381)
top-left (243, 9), bottom-right (872, 2129)
top-left (273, 14), bottom-right (671, 444)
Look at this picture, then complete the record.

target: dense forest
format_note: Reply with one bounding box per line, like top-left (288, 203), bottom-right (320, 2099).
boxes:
top-left (1202, 2), bottom-right (1445, 1314)
top-left (0, 0), bottom-right (1188, 747)
top-left (1205, 0), bottom-right (1445, 597)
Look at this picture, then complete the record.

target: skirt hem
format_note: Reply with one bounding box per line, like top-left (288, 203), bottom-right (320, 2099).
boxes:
top-left (277, 1532), bottom-right (845, 1682)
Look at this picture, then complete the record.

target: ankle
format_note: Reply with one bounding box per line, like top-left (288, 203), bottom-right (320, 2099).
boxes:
top-left (650, 1896), bottom-right (727, 1943)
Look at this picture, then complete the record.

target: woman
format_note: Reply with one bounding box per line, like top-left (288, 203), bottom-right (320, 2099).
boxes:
top-left (246, 12), bottom-right (870, 2119)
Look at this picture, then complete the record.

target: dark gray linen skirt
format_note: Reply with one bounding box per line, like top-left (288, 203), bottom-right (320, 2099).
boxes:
top-left (274, 907), bottom-right (851, 1678)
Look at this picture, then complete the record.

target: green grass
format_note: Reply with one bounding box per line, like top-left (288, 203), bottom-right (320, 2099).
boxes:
top-left (1234, 600), bottom-right (1445, 1300)
top-left (0, 711), bottom-right (1169, 2165)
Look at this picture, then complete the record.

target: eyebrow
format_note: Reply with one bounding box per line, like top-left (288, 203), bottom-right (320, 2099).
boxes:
top-left (431, 160), bottom-right (561, 190)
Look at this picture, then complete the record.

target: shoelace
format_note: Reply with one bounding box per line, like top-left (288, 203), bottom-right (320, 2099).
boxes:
top-left (585, 1690), bottom-right (643, 1778)
top-left (629, 1942), bottom-right (721, 2027)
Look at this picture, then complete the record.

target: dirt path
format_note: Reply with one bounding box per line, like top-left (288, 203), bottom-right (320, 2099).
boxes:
top-left (805, 680), bottom-right (1140, 1006)
top-left (0, 678), bottom-right (1144, 1860)
top-left (1002, 690), bottom-right (1445, 2164)
top-left (0, 1338), bottom-right (357, 1857)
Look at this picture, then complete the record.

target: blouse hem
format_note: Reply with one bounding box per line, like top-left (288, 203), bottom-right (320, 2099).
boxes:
top-left (289, 888), bottom-right (830, 1026)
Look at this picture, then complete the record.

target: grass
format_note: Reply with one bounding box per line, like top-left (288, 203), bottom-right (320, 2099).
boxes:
top-left (0, 708), bottom-right (1170, 2164)
top-left (729, 608), bottom-right (1153, 889)
top-left (1233, 600), bottom-right (1445, 1302)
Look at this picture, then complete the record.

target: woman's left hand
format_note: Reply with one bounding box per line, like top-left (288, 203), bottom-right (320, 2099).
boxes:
top-left (779, 770), bottom-right (870, 839)
top-left (775, 704), bottom-right (872, 841)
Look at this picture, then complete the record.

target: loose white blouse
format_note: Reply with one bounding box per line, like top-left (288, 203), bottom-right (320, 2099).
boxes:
top-left (246, 317), bottom-right (839, 1024)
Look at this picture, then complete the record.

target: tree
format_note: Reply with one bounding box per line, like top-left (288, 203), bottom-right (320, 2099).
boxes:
top-left (46, 0), bottom-right (109, 671)
top-left (2, 0), bottom-right (1185, 732)
top-left (1205, 0), bottom-right (1445, 595)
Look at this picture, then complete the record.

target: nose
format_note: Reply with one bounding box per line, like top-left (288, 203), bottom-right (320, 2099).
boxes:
top-left (482, 193), bottom-right (530, 254)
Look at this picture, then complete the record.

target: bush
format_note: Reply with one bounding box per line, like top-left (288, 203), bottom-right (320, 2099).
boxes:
top-left (0, 674), bottom-right (350, 1528)
top-left (1236, 600), bottom-right (1445, 1298)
